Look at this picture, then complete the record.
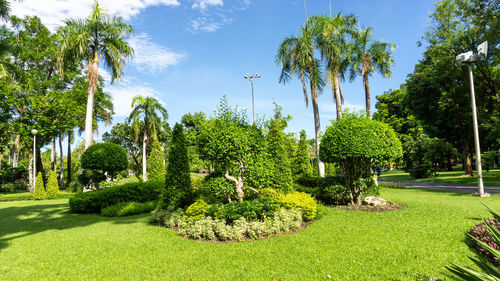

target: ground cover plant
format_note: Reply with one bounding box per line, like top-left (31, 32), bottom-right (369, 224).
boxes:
top-left (0, 189), bottom-right (499, 280)
top-left (381, 169), bottom-right (500, 186)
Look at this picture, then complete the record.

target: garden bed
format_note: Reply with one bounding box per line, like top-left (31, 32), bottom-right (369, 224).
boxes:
top-left (337, 201), bottom-right (404, 212)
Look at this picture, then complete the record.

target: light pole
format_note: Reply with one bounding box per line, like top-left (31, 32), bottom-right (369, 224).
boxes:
top-left (456, 41), bottom-right (489, 197)
top-left (31, 129), bottom-right (38, 189)
top-left (244, 73), bottom-right (261, 123)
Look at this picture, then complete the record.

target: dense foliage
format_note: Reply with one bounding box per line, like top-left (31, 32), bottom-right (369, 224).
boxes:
top-left (320, 113), bottom-right (402, 204)
top-left (69, 180), bottom-right (162, 214)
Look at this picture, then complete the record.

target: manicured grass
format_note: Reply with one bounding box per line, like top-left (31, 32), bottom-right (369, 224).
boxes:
top-left (0, 191), bottom-right (75, 201)
top-left (1, 189), bottom-right (499, 280)
top-left (381, 169), bottom-right (500, 186)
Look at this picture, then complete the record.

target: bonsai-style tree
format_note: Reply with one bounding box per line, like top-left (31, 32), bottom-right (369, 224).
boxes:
top-left (320, 112), bottom-right (402, 204)
top-left (198, 97), bottom-right (263, 202)
top-left (80, 142), bottom-right (128, 182)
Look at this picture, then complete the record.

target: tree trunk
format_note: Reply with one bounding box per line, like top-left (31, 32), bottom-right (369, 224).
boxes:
top-left (84, 60), bottom-right (99, 149)
top-left (67, 131), bottom-right (72, 184)
top-left (36, 146), bottom-right (44, 185)
top-left (142, 130), bottom-right (148, 182)
top-left (12, 134), bottom-right (20, 168)
top-left (59, 134), bottom-right (64, 187)
top-left (51, 137), bottom-right (56, 171)
top-left (310, 81), bottom-right (324, 177)
top-left (363, 73), bottom-right (371, 119)
top-left (300, 71), bottom-right (309, 108)
top-left (224, 164), bottom-right (244, 202)
top-left (333, 73), bottom-right (342, 120)
top-left (465, 151), bottom-right (473, 176)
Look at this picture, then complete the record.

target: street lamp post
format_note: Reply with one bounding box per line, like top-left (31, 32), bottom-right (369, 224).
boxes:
top-left (456, 41), bottom-right (489, 197)
top-left (31, 129), bottom-right (38, 189)
top-left (244, 73), bottom-right (261, 123)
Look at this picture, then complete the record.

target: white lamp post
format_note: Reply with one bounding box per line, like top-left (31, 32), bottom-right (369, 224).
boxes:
top-left (244, 73), bottom-right (261, 123)
top-left (456, 41), bottom-right (489, 197)
top-left (31, 129), bottom-right (38, 189)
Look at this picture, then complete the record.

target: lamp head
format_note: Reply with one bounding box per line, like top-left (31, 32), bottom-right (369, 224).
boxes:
top-left (456, 51), bottom-right (475, 64)
top-left (244, 73), bottom-right (248, 79)
top-left (477, 41), bottom-right (488, 57)
top-left (31, 129), bottom-right (38, 135)
top-left (256, 73), bottom-right (261, 78)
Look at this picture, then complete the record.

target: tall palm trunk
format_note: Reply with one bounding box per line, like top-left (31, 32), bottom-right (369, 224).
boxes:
top-left (300, 72), bottom-right (309, 107)
top-left (59, 134), bottom-right (64, 187)
top-left (67, 131), bottom-right (72, 184)
top-left (84, 57), bottom-right (99, 149)
top-left (51, 137), bottom-right (56, 171)
top-left (310, 81), bottom-right (324, 177)
top-left (142, 130), bottom-right (148, 182)
top-left (363, 73), bottom-right (371, 119)
top-left (333, 73), bottom-right (342, 120)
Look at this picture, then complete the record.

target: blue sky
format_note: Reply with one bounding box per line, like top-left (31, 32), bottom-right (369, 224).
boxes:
top-left (12, 0), bottom-right (436, 142)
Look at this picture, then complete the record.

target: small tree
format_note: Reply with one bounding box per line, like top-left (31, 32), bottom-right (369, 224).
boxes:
top-left (267, 104), bottom-right (293, 192)
top-left (148, 140), bottom-right (165, 181)
top-left (320, 113), bottom-right (402, 204)
top-left (33, 172), bottom-right (46, 200)
top-left (293, 130), bottom-right (313, 178)
top-left (162, 123), bottom-right (192, 209)
top-left (81, 142), bottom-right (128, 181)
top-left (46, 170), bottom-right (60, 199)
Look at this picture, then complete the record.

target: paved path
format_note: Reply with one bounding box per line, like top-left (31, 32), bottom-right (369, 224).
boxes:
top-left (380, 178), bottom-right (500, 194)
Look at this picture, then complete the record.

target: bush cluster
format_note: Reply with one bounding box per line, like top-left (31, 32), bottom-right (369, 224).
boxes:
top-left (409, 164), bottom-right (433, 178)
top-left (69, 180), bottom-right (162, 213)
top-left (196, 173), bottom-right (234, 203)
top-left (101, 201), bottom-right (156, 217)
top-left (470, 217), bottom-right (500, 266)
top-left (151, 207), bottom-right (302, 241)
top-left (259, 189), bottom-right (317, 221)
top-left (207, 198), bottom-right (280, 223)
top-left (185, 199), bottom-right (210, 221)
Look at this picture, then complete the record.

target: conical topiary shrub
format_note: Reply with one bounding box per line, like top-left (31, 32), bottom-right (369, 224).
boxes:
top-left (33, 172), bottom-right (46, 200)
top-left (46, 170), bottom-right (60, 199)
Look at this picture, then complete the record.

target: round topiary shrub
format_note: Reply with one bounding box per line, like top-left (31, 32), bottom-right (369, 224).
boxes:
top-left (81, 142), bottom-right (128, 180)
top-left (320, 112), bottom-right (402, 205)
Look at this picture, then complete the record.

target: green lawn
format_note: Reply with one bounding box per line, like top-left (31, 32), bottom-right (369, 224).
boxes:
top-left (0, 191), bottom-right (75, 202)
top-left (381, 168), bottom-right (500, 186)
top-left (1, 189), bottom-right (499, 280)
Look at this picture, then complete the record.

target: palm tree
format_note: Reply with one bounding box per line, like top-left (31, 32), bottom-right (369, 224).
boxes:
top-left (313, 14), bottom-right (357, 120)
top-left (57, 1), bottom-right (134, 149)
top-left (276, 20), bottom-right (325, 177)
top-left (128, 96), bottom-right (167, 182)
top-left (349, 27), bottom-right (395, 119)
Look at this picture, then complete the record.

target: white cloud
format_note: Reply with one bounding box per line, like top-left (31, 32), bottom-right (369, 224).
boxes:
top-left (191, 0), bottom-right (223, 11)
top-left (320, 101), bottom-right (365, 114)
top-left (130, 33), bottom-right (185, 73)
top-left (10, 0), bottom-right (180, 30)
top-left (189, 16), bottom-right (233, 33)
top-left (108, 84), bottom-right (166, 117)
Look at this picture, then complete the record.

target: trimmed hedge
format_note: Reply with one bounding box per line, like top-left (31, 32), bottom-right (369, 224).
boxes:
top-left (69, 180), bottom-right (163, 214)
top-left (101, 201), bottom-right (157, 217)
